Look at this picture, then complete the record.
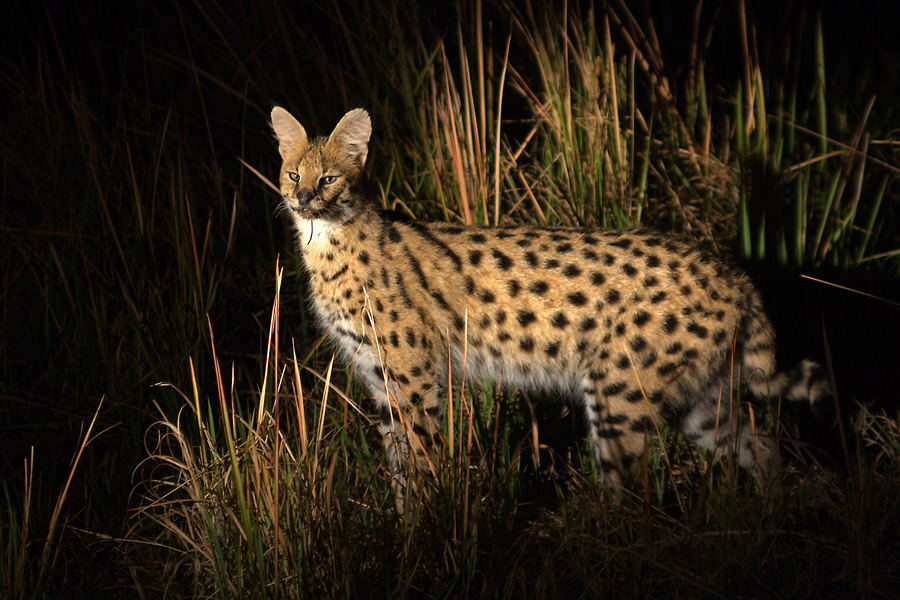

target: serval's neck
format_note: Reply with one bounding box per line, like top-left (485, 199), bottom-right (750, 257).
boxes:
top-left (291, 202), bottom-right (379, 257)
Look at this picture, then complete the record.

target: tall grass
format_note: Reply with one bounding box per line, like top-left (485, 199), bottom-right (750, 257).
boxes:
top-left (2, 0), bottom-right (899, 597)
top-left (0, 399), bottom-right (106, 599)
top-left (508, 4), bottom-right (641, 229)
top-left (136, 264), bottom-right (900, 599)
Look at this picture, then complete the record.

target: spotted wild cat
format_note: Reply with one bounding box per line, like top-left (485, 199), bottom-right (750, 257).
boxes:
top-left (269, 106), bottom-right (830, 511)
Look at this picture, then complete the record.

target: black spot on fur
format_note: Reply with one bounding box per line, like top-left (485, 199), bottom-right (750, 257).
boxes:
top-left (551, 312), bottom-right (570, 328)
top-left (604, 413), bottom-right (629, 425)
top-left (596, 428), bottom-right (625, 439)
top-left (492, 248), bottom-right (513, 270)
top-left (464, 277), bottom-right (475, 295)
top-left (528, 281), bottom-right (549, 295)
top-left (431, 290), bottom-right (450, 311)
top-left (686, 322), bottom-right (708, 339)
top-left (567, 292), bottom-right (588, 306)
top-left (624, 389), bottom-right (644, 403)
top-left (657, 362), bottom-right (679, 376)
top-left (562, 264), bottom-right (581, 277)
top-left (662, 314), bottom-right (678, 333)
top-left (602, 381), bottom-right (627, 396)
top-left (589, 368), bottom-right (607, 381)
top-left (517, 310), bottom-right (537, 327)
top-left (630, 416), bottom-right (654, 432)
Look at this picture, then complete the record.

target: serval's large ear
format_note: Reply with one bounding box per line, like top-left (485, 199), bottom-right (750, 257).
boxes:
top-left (329, 109), bottom-right (372, 166)
top-left (270, 107), bottom-right (308, 158)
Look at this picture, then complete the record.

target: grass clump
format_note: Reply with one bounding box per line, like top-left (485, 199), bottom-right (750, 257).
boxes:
top-left (137, 269), bottom-right (900, 599)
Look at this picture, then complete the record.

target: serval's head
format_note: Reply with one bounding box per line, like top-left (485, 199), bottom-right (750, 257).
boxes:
top-left (271, 107), bottom-right (371, 225)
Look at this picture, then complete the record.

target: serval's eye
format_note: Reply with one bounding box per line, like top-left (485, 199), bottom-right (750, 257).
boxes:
top-left (321, 175), bottom-right (337, 185)
top-left (288, 172), bottom-right (300, 182)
